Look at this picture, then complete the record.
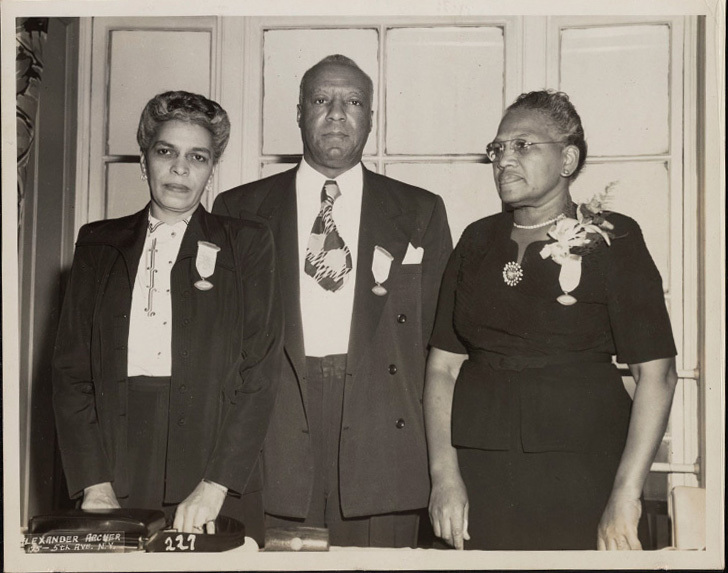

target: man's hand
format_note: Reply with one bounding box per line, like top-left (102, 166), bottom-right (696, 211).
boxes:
top-left (173, 480), bottom-right (227, 534)
top-left (82, 482), bottom-right (121, 509)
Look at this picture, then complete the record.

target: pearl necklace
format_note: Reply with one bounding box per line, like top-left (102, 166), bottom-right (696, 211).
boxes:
top-left (504, 213), bottom-right (566, 287)
top-left (513, 213), bottom-right (565, 230)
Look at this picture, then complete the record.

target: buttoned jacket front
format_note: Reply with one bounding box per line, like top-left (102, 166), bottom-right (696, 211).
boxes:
top-left (214, 165), bottom-right (452, 518)
top-left (53, 205), bottom-right (283, 503)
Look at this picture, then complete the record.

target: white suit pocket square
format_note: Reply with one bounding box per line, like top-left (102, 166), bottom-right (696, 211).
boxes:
top-left (402, 243), bottom-right (424, 265)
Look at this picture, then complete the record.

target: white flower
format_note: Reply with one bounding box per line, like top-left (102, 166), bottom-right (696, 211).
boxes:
top-left (540, 241), bottom-right (569, 264)
top-left (540, 186), bottom-right (618, 304)
top-left (582, 222), bottom-right (612, 245)
top-left (550, 218), bottom-right (590, 245)
top-left (540, 217), bottom-right (590, 265)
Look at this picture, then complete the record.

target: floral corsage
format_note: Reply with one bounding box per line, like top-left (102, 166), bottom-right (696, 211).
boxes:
top-left (539, 185), bottom-right (618, 306)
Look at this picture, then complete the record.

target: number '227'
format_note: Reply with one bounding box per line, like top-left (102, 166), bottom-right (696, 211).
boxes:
top-left (164, 534), bottom-right (197, 551)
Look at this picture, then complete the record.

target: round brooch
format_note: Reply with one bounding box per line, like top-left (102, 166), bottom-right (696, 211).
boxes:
top-left (502, 261), bottom-right (523, 286)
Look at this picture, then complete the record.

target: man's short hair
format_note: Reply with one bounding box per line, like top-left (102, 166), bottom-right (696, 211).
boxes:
top-left (299, 54), bottom-right (374, 105)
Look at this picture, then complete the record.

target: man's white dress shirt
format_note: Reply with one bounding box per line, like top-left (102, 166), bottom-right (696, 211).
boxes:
top-left (296, 160), bottom-right (363, 357)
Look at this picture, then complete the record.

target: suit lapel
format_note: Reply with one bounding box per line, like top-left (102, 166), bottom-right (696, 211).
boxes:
top-left (91, 207), bottom-right (149, 292)
top-left (256, 170), bottom-right (307, 387)
top-left (347, 168), bottom-right (417, 376)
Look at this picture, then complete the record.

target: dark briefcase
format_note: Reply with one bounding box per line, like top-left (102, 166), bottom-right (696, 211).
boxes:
top-left (26, 509), bottom-right (246, 552)
top-left (27, 508), bottom-right (167, 551)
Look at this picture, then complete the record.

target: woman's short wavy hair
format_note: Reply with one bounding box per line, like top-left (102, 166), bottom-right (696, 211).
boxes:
top-left (136, 91), bottom-right (230, 163)
top-left (506, 90), bottom-right (588, 179)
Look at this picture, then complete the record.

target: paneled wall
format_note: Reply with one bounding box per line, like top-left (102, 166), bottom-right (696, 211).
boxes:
top-left (18, 17), bottom-right (79, 523)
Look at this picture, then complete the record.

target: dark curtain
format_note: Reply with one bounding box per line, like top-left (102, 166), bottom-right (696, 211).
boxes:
top-left (16, 17), bottom-right (49, 229)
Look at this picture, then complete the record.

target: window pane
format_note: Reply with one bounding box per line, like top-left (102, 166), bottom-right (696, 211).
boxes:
top-left (385, 162), bottom-right (499, 244)
top-left (263, 29), bottom-right (379, 156)
top-left (386, 27), bottom-right (504, 155)
top-left (108, 30), bottom-right (212, 155)
top-left (570, 161), bottom-right (670, 288)
top-left (560, 25), bottom-right (670, 157)
top-left (106, 163), bottom-right (149, 220)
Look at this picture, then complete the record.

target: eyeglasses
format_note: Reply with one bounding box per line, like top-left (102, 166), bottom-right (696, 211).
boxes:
top-left (485, 138), bottom-right (564, 163)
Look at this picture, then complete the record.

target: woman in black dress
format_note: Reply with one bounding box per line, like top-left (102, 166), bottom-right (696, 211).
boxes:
top-left (424, 90), bottom-right (677, 550)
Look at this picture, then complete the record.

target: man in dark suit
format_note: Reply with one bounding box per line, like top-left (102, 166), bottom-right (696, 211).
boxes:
top-left (213, 54), bottom-right (452, 547)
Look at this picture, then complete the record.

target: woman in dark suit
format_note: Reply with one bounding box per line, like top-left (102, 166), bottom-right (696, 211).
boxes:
top-left (53, 91), bottom-right (282, 542)
top-left (424, 90), bottom-right (678, 550)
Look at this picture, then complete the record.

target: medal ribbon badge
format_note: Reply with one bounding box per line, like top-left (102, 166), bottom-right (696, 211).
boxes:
top-left (371, 246), bottom-right (394, 296)
top-left (556, 256), bottom-right (582, 306)
top-left (194, 241), bottom-right (221, 291)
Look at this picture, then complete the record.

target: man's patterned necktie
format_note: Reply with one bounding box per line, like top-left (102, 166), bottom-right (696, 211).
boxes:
top-left (304, 180), bottom-right (352, 292)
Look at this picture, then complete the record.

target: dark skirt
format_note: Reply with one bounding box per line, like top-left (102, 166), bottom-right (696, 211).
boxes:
top-left (123, 376), bottom-right (171, 511)
top-left (456, 369), bottom-right (646, 550)
top-left (119, 376), bottom-right (264, 544)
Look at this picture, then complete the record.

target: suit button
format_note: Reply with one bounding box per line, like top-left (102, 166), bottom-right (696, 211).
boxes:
top-left (397, 314), bottom-right (407, 323)
top-left (179, 385), bottom-right (187, 393)
top-left (388, 364), bottom-right (397, 375)
top-left (395, 418), bottom-right (405, 429)
top-left (177, 417), bottom-right (186, 426)
top-left (181, 350), bottom-right (189, 358)
top-left (183, 318), bottom-right (191, 326)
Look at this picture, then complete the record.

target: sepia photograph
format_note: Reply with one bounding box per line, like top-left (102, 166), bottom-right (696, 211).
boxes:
top-left (2, 0), bottom-right (725, 570)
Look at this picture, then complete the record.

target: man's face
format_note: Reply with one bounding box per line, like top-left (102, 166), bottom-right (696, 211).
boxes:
top-left (297, 63), bottom-right (373, 179)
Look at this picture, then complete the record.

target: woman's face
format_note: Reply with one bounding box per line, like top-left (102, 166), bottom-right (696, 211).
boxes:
top-left (491, 108), bottom-right (570, 209)
top-left (143, 119), bottom-right (215, 223)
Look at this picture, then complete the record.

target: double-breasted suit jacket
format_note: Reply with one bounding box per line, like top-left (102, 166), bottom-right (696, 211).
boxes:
top-left (213, 165), bottom-right (452, 518)
top-left (53, 205), bottom-right (283, 503)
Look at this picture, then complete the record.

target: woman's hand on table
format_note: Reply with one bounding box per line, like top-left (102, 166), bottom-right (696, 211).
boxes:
top-left (429, 473), bottom-right (470, 550)
top-left (597, 494), bottom-right (642, 550)
top-left (173, 480), bottom-right (227, 534)
top-left (82, 482), bottom-right (121, 509)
